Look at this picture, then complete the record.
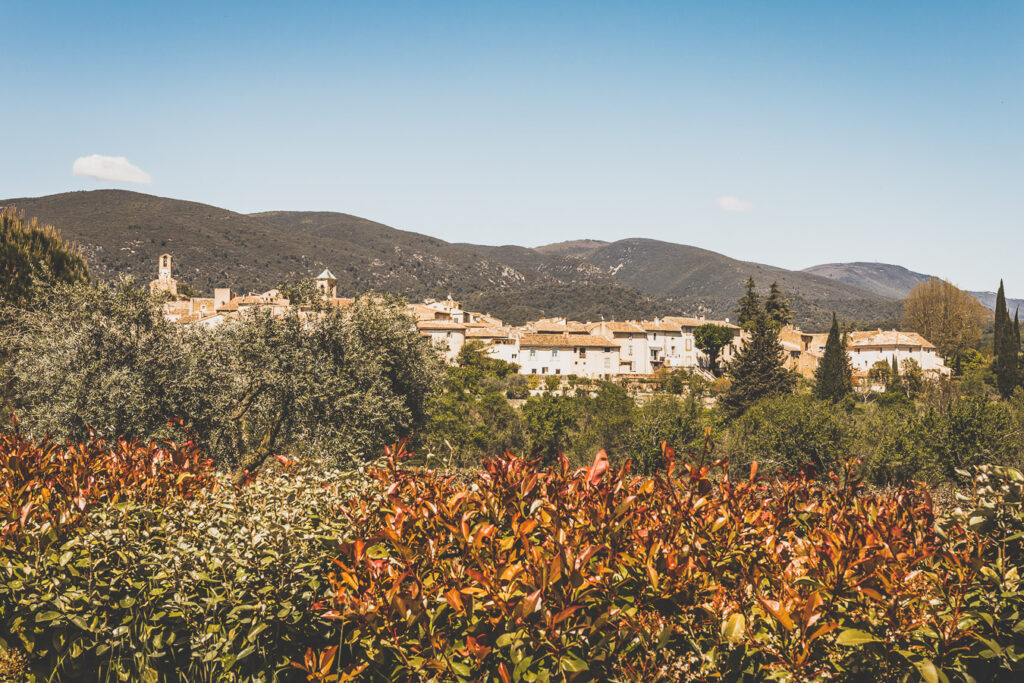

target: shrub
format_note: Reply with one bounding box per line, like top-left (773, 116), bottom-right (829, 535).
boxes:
top-left (0, 431), bottom-right (384, 681)
top-left (310, 448), bottom-right (1024, 681)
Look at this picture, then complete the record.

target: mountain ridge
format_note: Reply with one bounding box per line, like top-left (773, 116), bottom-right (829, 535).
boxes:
top-left (3, 189), bottom-right (905, 330)
top-left (803, 261), bottom-right (1019, 313)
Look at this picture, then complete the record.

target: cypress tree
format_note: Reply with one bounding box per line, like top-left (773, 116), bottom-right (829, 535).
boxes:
top-left (765, 282), bottom-right (793, 328)
top-left (1011, 311), bottom-right (1019, 389)
top-left (813, 312), bottom-right (852, 402)
top-left (721, 307), bottom-right (795, 417)
top-left (889, 355), bottom-right (902, 393)
top-left (994, 281), bottom-right (1018, 398)
top-left (735, 277), bottom-right (761, 331)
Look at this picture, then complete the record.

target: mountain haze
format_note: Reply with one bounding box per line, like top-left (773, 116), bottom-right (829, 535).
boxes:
top-left (4, 190), bottom-right (905, 329)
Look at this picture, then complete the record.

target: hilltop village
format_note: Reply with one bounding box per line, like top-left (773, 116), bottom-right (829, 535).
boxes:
top-left (151, 254), bottom-right (950, 384)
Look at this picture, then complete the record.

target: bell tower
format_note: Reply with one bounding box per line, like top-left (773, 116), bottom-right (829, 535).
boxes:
top-left (314, 268), bottom-right (338, 299)
top-left (150, 253), bottom-right (179, 296)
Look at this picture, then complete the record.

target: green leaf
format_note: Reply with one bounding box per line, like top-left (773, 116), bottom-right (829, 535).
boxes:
top-left (35, 611), bottom-right (61, 623)
top-left (722, 613), bottom-right (746, 641)
top-left (560, 655), bottom-right (588, 673)
top-left (913, 658), bottom-right (940, 683)
top-left (836, 629), bottom-right (880, 646)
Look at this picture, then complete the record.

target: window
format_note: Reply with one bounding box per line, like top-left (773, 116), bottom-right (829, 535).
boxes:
top-left (670, 345), bottom-right (676, 354)
top-left (579, 348), bottom-right (587, 358)
top-left (627, 345), bottom-right (633, 357)
top-left (542, 367), bottom-right (548, 374)
top-left (605, 348), bottom-right (611, 353)
top-left (554, 369), bottom-right (560, 375)
top-left (529, 349), bottom-right (536, 359)
top-left (628, 333), bottom-right (633, 340)
top-left (551, 349), bottom-right (559, 359)
top-left (685, 339), bottom-right (692, 351)
top-left (531, 369), bottom-right (537, 374)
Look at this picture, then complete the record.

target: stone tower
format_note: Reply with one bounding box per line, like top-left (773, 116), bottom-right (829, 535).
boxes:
top-left (149, 253), bottom-right (179, 296)
top-left (314, 268), bottom-right (337, 299)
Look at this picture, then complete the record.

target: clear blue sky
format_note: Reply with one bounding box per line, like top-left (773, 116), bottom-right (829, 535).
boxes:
top-left (2, 1), bottom-right (1021, 292)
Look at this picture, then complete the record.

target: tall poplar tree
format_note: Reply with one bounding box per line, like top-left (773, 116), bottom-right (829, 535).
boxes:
top-left (736, 277), bottom-right (761, 331)
top-left (813, 313), bottom-right (852, 402)
top-left (764, 282), bottom-right (793, 328)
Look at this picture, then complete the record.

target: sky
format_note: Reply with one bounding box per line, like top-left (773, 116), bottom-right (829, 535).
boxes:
top-left (2, 1), bottom-right (1021, 292)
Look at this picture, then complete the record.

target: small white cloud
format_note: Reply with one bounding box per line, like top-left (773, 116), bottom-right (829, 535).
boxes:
top-left (72, 154), bottom-right (152, 184)
top-left (717, 195), bottom-right (753, 212)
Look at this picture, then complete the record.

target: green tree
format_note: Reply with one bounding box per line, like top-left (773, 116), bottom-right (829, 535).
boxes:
top-left (764, 282), bottom-right (793, 328)
top-left (2, 283), bottom-right (442, 474)
top-left (813, 313), bottom-right (852, 402)
top-left (1, 278), bottom-right (209, 443)
top-left (735, 277), bottom-right (761, 331)
top-left (730, 395), bottom-right (852, 475)
top-left (993, 281), bottom-right (1019, 398)
top-left (522, 393), bottom-right (580, 463)
top-left (626, 394), bottom-right (701, 474)
top-left (720, 308), bottom-right (795, 417)
top-left (571, 382), bottom-right (635, 464)
top-left (0, 208), bottom-right (89, 307)
top-left (693, 323), bottom-right (735, 376)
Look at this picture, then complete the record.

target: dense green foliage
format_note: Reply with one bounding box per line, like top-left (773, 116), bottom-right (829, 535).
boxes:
top-left (0, 208), bottom-right (89, 307)
top-left (1, 281), bottom-right (441, 471)
top-left (721, 308), bottom-right (795, 417)
top-left (764, 281), bottom-right (792, 327)
top-left (813, 313), bottom-right (853, 402)
top-left (994, 280), bottom-right (1020, 398)
top-left (735, 276), bottom-right (761, 330)
top-left (693, 323), bottom-right (734, 376)
top-left (0, 429), bottom-right (383, 682)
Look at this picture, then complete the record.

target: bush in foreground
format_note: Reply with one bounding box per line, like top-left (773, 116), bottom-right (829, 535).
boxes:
top-left (0, 430), bottom-right (383, 681)
top-left (3, 430), bottom-right (1023, 681)
top-left (316, 447), bottom-right (1024, 681)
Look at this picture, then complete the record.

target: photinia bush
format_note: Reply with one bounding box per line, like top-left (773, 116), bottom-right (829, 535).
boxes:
top-left (308, 444), bottom-right (1024, 682)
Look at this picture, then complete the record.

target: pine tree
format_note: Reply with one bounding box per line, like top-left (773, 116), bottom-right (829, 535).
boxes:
top-left (764, 282), bottom-right (793, 328)
top-left (994, 281), bottom-right (1018, 398)
top-left (736, 277), bottom-right (761, 331)
top-left (721, 307), bottom-right (795, 417)
top-left (813, 312), bottom-right (852, 402)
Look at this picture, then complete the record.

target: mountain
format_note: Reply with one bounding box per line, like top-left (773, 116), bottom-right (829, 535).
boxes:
top-left (3, 190), bottom-right (903, 330)
top-left (803, 262), bottom-right (931, 300)
top-left (520, 238), bottom-right (904, 330)
top-left (803, 262), bottom-right (1023, 314)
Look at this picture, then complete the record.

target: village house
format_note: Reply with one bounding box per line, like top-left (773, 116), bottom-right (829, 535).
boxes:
top-left (587, 321), bottom-right (649, 374)
top-left (516, 332), bottom-right (620, 378)
top-left (153, 255), bottom-right (950, 385)
top-left (779, 325), bottom-right (950, 382)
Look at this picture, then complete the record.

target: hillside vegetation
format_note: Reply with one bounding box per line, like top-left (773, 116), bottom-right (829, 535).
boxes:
top-left (5, 190), bottom-right (904, 329)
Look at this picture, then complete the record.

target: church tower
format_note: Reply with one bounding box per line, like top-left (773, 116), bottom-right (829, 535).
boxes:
top-left (150, 253), bottom-right (179, 296)
top-left (314, 268), bottom-right (337, 299)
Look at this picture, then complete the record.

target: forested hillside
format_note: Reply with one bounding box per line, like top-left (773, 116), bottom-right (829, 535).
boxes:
top-left (4, 190), bottom-right (904, 329)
